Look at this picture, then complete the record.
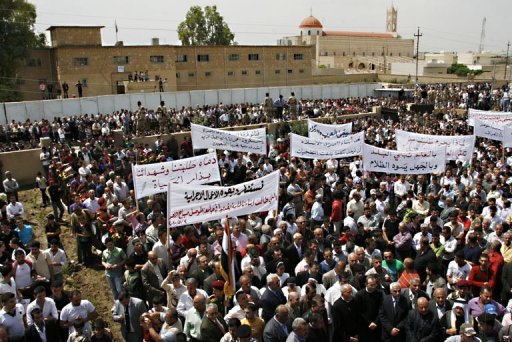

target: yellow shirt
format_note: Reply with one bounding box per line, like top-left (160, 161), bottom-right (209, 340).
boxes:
top-left (241, 317), bottom-right (265, 342)
top-left (501, 244), bottom-right (512, 263)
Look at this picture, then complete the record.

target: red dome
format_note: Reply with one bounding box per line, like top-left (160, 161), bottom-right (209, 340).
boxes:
top-left (299, 16), bottom-right (323, 29)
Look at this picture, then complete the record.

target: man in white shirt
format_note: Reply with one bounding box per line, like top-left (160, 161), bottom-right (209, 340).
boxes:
top-left (394, 175), bottom-right (410, 198)
top-left (6, 195), bottom-right (24, 219)
top-left (176, 278), bottom-right (207, 318)
top-left (446, 251), bottom-right (471, 290)
top-left (413, 223), bottom-right (432, 251)
top-left (113, 176), bottom-right (130, 203)
top-left (26, 286), bottom-right (58, 325)
top-left (82, 190), bottom-right (100, 213)
top-left (59, 290), bottom-right (98, 339)
top-left (45, 240), bottom-right (67, 281)
top-left (0, 292), bottom-right (25, 340)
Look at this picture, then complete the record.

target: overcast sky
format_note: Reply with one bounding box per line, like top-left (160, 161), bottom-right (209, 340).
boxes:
top-left (30, 0), bottom-right (511, 54)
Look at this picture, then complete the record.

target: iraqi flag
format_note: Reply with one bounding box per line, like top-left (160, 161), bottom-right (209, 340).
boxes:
top-left (220, 218), bottom-right (236, 297)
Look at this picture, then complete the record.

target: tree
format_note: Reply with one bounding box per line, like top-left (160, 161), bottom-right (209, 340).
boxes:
top-left (447, 64), bottom-right (484, 77)
top-left (178, 5), bottom-right (235, 46)
top-left (0, 0), bottom-right (43, 102)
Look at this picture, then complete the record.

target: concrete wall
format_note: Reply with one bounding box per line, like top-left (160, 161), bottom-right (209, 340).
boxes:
top-left (0, 82), bottom-right (381, 125)
top-left (0, 149), bottom-right (44, 188)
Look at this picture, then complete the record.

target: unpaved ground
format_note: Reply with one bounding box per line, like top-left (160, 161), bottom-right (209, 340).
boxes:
top-left (21, 189), bottom-right (123, 341)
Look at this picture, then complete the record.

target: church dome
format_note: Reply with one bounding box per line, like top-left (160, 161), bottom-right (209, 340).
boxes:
top-left (299, 16), bottom-right (323, 29)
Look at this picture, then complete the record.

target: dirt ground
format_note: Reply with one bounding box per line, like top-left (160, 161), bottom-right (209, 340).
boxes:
top-left (21, 189), bottom-right (123, 341)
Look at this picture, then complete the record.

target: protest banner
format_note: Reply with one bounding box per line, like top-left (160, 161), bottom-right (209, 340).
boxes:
top-left (307, 119), bottom-right (352, 139)
top-left (395, 129), bottom-right (475, 161)
top-left (190, 123), bottom-right (266, 154)
top-left (363, 144), bottom-right (446, 174)
top-left (290, 131), bottom-right (363, 159)
top-left (132, 153), bottom-right (221, 199)
top-left (468, 108), bottom-right (512, 127)
top-left (167, 171), bottom-right (279, 227)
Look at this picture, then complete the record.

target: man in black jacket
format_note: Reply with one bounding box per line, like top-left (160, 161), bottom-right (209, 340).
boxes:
top-left (24, 307), bottom-right (60, 341)
top-left (405, 297), bottom-right (442, 342)
top-left (354, 274), bottom-right (384, 341)
top-left (379, 282), bottom-right (410, 342)
top-left (332, 283), bottom-right (359, 342)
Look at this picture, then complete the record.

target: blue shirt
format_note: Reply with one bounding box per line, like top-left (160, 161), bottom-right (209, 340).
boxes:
top-left (15, 225), bottom-right (33, 245)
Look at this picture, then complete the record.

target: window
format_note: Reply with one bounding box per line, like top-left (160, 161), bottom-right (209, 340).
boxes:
top-left (150, 55), bottom-right (164, 63)
top-left (205, 71), bottom-right (212, 77)
top-left (24, 58), bottom-right (41, 67)
top-left (228, 54), bottom-right (239, 61)
top-left (255, 70), bottom-right (261, 75)
top-left (176, 54), bottom-right (187, 62)
top-left (343, 52), bottom-right (346, 56)
top-left (241, 70), bottom-right (248, 75)
top-left (80, 79), bottom-right (88, 87)
top-left (73, 57), bottom-right (88, 66)
top-left (293, 53), bottom-right (304, 60)
top-left (227, 71), bottom-right (235, 76)
top-left (288, 69), bottom-right (293, 74)
top-left (275, 70), bottom-right (281, 74)
top-left (113, 56), bottom-right (129, 65)
top-left (188, 72), bottom-right (195, 77)
top-left (176, 72), bottom-right (181, 79)
top-left (299, 69), bottom-right (304, 74)
top-left (362, 52), bottom-right (366, 57)
top-left (248, 53), bottom-right (259, 61)
top-left (197, 54), bottom-right (209, 62)
top-left (276, 53), bottom-right (287, 61)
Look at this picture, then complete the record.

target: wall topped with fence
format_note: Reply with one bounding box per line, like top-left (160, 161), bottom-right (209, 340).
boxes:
top-left (0, 83), bottom-right (381, 125)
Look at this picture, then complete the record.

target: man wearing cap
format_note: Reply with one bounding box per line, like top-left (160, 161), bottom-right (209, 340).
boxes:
top-left (447, 280), bottom-right (472, 304)
top-left (444, 322), bottom-right (481, 342)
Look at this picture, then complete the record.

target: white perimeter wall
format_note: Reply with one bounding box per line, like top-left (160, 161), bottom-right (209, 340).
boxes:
top-left (0, 83), bottom-right (381, 125)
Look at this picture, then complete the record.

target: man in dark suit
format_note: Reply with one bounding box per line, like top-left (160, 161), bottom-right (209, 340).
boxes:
top-left (332, 283), bottom-right (359, 342)
top-left (428, 287), bottom-right (452, 320)
top-left (401, 277), bottom-right (429, 310)
top-left (24, 307), bottom-right (60, 342)
top-left (261, 274), bottom-right (287, 322)
top-left (378, 282), bottom-right (410, 342)
top-left (141, 251), bottom-right (167, 308)
top-left (405, 297), bottom-right (442, 341)
top-left (263, 305), bottom-right (291, 342)
top-left (112, 291), bottom-right (147, 342)
top-left (295, 262), bottom-right (322, 287)
top-left (200, 303), bottom-right (228, 342)
top-left (285, 232), bottom-right (304, 276)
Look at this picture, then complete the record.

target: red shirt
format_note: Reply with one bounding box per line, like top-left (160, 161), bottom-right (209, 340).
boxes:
top-left (468, 265), bottom-right (495, 296)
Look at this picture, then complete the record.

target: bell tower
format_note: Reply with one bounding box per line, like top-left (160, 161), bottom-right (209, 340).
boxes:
top-left (386, 5), bottom-right (397, 33)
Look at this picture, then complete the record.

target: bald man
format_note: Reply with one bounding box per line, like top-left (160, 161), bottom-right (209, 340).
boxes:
top-left (405, 296), bottom-right (441, 341)
top-left (141, 251), bottom-right (167, 308)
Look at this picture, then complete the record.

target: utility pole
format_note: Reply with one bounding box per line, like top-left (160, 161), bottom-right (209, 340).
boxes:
top-left (414, 27), bottom-right (422, 83)
top-left (505, 41), bottom-right (510, 80)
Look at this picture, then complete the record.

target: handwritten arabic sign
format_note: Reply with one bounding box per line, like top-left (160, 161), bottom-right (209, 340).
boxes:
top-left (290, 131), bottom-right (364, 160)
top-left (191, 124), bottom-right (266, 154)
top-left (167, 171), bottom-right (279, 227)
top-left (132, 153), bottom-right (221, 199)
top-left (307, 119), bottom-right (352, 139)
top-left (473, 119), bottom-right (512, 147)
top-left (395, 130), bottom-right (475, 162)
top-left (363, 144), bottom-right (446, 175)
top-left (468, 108), bottom-right (512, 127)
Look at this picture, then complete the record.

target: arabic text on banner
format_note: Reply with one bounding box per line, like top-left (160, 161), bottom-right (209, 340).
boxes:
top-left (307, 119), bottom-right (353, 139)
top-left (473, 118), bottom-right (512, 147)
top-left (167, 171), bottom-right (279, 227)
top-left (362, 144), bottom-right (446, 175)
top-left (468, 108), bottom-right (512, 127)
top-left (395, 129), bottom-right (475, 162)
top-left (190, 123), bottom-right (266, 154)
top-left (132, 153), bottom-right (221, 199)
top-left (290, 131), bottom-right (364, 160)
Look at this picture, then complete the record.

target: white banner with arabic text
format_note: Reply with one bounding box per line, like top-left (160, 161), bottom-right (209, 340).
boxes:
top-left (190, 123), bottom-right (266, 154)
top-left (132, 153), bottom-right (221, 199)
top-left (468, 108), bottom-right (512, 127)
top-left (473, 119), bottom-right (512, 147)
top-left (395, 129), bottom-right (475, 161)
top-left (290, 131), bottom-right (363, 160)
top-left (307, 119), bottom-right (352, 139)
top-left (363, 144), bottom-right (446, 174)
top-left (168, 171), bottom-right (279, 227)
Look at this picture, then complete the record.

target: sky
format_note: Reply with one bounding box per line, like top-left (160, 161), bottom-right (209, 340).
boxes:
top-left (30, 0), bottom-right (512, 54)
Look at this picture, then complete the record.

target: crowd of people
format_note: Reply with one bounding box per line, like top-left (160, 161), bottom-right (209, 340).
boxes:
top-left (0, 81), bottom-right (511, 341)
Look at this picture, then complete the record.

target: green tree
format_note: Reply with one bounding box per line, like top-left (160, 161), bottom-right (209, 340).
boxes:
top-left (0, 0), bottom-right (43, 102)
top-left (178, 5), bottom-right (235, 46)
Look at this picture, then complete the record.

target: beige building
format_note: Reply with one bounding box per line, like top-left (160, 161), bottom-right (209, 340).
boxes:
top-left (278, 6), bottom-right (414, 72)
top-left (15, 26), bottom-right (315, 101)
